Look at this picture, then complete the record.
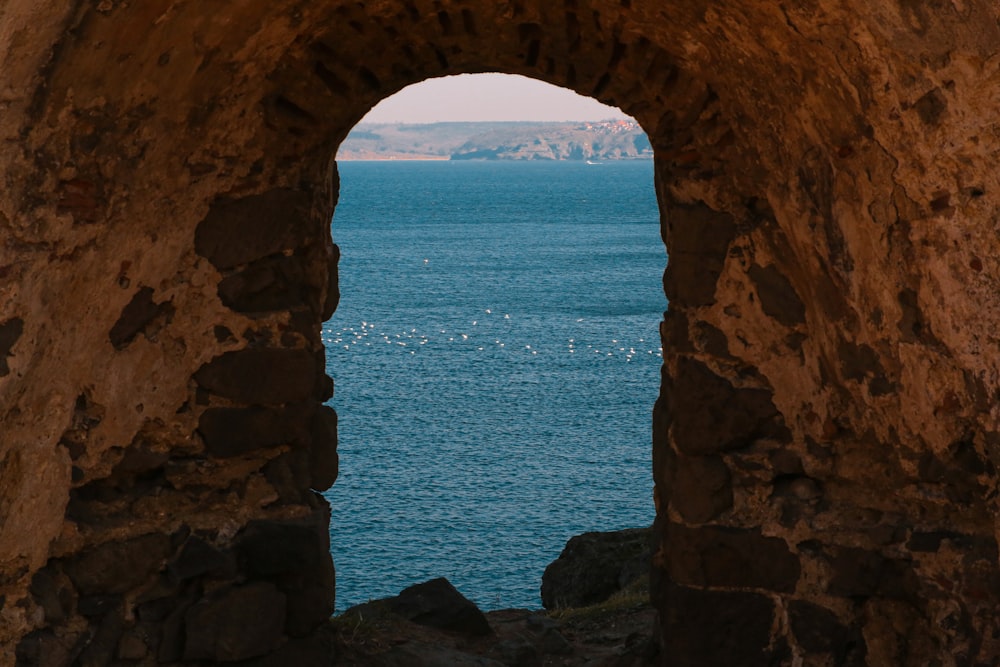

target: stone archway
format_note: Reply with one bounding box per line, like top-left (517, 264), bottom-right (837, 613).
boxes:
top-left (2, 2), bottom-right (999, 665)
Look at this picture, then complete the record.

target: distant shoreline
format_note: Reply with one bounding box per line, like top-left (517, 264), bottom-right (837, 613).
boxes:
top-left (337, 155), bottom-right (451, 161)
top-left (338, 120), bottom-right (652, 162)
top-left (336, 156), bottom-right (653, 162)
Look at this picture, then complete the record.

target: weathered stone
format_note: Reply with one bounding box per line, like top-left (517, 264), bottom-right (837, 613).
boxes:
top-left (236, 512), bottom-right (336, 636)
top-left (364, 577), bottom-right (492, 637)
top-left (168, 536), bottom-right (234, 582)
top-left (826, 547), bottom-right (919, 601)
top-left (382, 643), bottom-right (506, 666)
top-left (667, 357), bottom-right (785, 455)
top-left (157, 598), bottom-right (194, 663)
top-left (116, 631), bottom-right (149, 660)
top-left (194, 348), bottom-right (320, 405)
top-left (748, 262), bottom-right (806, 327)
top-left (108, 286), bottom-right (173, 349)
top-left (237, 516), bottom-right (329, 578)
top-left (183, 583), bottom-right (287, 662)
top-left (15, 629), bottom-right (78, 667)
top-left (77, 594), bottom-right (121, 617)
top-left (540, 527), bottom-right (652, 609)
top-left (309, 405), bottom-right (339, 491)
top-left (322, 242), bottom-right (341, 321)
top-left (670, 454), bottom-right (733, 523)
top-left (64, 534), bottom-right (171, 595)
top-left (4, 1), bottom-right (1000, 664)
top-left (217, 253), bottom-right (316, 314)
top-left (234, 632), bottom-right (337, 667)
top-left (662, 203), bottom-right (736, 307)
top-left (837, 340), bottom-right (884, 382)
top-left (29, 566), bottom-right (74, 624)
top-left (264, 448), bottom-right (312, 503)
top-left (195, 189), bottom-right (313, 270)
top-left (0, 317), bottom-right (24, 376)
top-left (75, 598), bottom-right (125, 667)
top-left (665, 523), bottom-right (800, 593)
top-left (788, 600), bottom-right (850, 656)
top-left (198, 404), bottom-right (312, 457)
top-left (659, 583), bottom-right (777, 666)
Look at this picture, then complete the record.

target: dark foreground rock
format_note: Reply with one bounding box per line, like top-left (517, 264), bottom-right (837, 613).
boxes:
top-left (330, 565), bottom-right (657, 666)
top-left (541, 527), bottom-right (654, 609)
top-left (346, 577), bottom-right (492, 637)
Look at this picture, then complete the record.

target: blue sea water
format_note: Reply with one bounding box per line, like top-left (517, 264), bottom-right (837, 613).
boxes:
top-left (323, 160), bottom-right (665, 612)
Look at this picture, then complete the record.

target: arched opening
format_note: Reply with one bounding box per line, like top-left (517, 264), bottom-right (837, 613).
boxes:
top-left (14, 2), bottom-right (996, 665)
top-left (323, 76), bottom-right (664, 610)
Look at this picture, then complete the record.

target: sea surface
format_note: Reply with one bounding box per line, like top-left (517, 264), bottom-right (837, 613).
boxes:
top-left (323, 160), bottom-right (665, 612)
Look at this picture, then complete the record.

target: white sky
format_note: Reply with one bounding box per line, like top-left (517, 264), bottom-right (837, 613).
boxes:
top-left (360, 73), bottom-right (630, 123)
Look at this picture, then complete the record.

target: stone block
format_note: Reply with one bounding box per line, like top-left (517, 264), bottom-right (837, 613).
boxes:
top-left (670, 454), bottom-right (733, 523)
top-left (198, 404), bottom-right (311, 457)
top-left (29, 566), bottom-right (74, 623)
top-left (234, 631), bottom-right (337, 666)
top-left (76, 599), bottom-right (125, 667)
top-left (748, 263), bottom-right (806, 326)
top-left (217, 254), bottom-right (315, 314)
top-left (237, 516), bottom-right (329, 578)
top-left (309, 405), bottom-right (339, 491)
top-left (236, 514), bottom-right (336, 635)
top-left (659, 583), bottom-right (777, 666)
top-left (665, 523), bottom-right (800, 593)
top-left (322, 242), bottom-right (341, 321)
top-left (64, 534), bottom-right (171, 595)
top-left (264, 448), bottom-right (312, 504)
top-left (788, 599), bottom-right (850, 656)
top-left (183, 583), bottom-right (287, 662)
top-left (15, 629), bottom-right (78, 667)
top-left (668, 357), bottom-right (785, 455)
top-left (662, 202), bottom-right (737, 307)
top-left (108, 286), bottom-right (171, 349)
top-left (0, 317), bottom-right (24, 376)
top-left (195, 189), bottom-right (312, 270)
top-left (168, 536), bottom-right (234, 582)
top-left (826, 547), bottom-right (919, 601)
top-left (193, 348), bottom-right (319, 405)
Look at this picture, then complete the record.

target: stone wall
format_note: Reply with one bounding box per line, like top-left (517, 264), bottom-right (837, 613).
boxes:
top-left (1, 1), bottom-right (998, 665)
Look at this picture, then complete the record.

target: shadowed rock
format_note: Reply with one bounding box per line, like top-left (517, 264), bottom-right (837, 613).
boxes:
top-left (541, 527), bottom-right (653, 609)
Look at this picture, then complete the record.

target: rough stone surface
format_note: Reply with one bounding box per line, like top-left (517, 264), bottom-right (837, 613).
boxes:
top-left (540, 527), bottom-right (652, 610)
top-left (351, 578), bottom-right (492, 638)
top-left (183, 582), bottom-right (287, 662)
top-left (194, 348), bottom-right (320, 405)
top-left (1, 1), bottom-right (1000, 664)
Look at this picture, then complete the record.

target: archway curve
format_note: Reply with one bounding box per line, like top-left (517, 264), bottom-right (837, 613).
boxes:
top-left (3, 1), bottom-right (1000, 664)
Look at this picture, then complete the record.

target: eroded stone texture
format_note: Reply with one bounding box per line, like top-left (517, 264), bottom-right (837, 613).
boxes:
top-left (1, 0), bottom-right (1000, 665)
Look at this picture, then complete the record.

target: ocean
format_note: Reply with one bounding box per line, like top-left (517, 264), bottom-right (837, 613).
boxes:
top-left (323, 160), bottom-right (665, 612)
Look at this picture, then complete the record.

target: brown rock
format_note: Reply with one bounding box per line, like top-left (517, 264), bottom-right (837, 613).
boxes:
top-left (195, 189), bottom-right (313, 270)
top-left (352, 578), bottom-right (492, 637)
top-left (64, 534), bottom-right (171, 595)
top-left (194, 348), bottom-right (320, 405)
top-left (666, 357), bottom-right (785, 455)
top-left (198, 404), bottom-right (312, 457)
top-left (183, 583), bottom-right (287, 662)
top-left (541, 527), bottom-right (653, 610)
top-left (665, 523), bottom-right (800, 593)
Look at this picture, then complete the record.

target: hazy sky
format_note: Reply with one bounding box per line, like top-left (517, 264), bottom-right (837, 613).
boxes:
top-left (360, 73), bottom-right (630, 123)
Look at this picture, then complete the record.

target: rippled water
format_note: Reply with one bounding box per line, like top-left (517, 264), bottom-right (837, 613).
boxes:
top-left (323, 160), bottom-right (664, 611)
